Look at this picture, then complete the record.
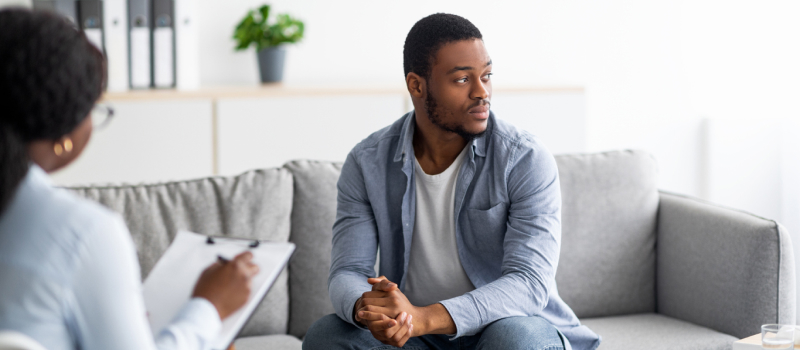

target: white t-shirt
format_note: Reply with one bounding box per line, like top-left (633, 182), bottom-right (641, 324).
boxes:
top-left (404, 146), bottom-right (475, 307)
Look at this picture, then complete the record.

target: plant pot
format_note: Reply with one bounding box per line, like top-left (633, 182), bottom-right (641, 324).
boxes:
top-left (256, 46), bottom-right (286, 83)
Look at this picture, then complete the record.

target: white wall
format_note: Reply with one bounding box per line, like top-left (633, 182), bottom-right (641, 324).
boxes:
top-left (197, 0), bottom-right (800, 319)
top-left (5, 0), bottom-right (800, 320)
top-left (196, 0), bottom-right (800, 197)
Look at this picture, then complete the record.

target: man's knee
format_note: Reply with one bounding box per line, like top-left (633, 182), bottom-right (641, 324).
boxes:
top-left (478, 316), bottom-right (564, 350)
top-left (302, 314), bottom-right (356, 350)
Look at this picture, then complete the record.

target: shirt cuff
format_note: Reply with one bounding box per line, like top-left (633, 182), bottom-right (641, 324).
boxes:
top-left (171, 297), bottom-right (223, 338)
top-left (440, 294), bottom-right (481, 339)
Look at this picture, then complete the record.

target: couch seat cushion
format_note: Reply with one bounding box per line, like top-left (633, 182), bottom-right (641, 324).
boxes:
top-left (581, 313), bottom-right (737, 350)
top-left (234, 334), bottom-right (302, 350)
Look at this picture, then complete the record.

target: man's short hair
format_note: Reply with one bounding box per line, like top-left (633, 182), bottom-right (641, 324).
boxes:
top-left (403, 13), bottom-right (483, 80)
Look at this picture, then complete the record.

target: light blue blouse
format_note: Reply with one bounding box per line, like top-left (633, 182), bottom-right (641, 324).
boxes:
top-left (0, 165), bottom-right (221, 350)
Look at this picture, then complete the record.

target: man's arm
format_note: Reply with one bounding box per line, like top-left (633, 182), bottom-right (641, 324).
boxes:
top-left (439, 143), bottom-right (562, 338)
top-left (359, 144), bottom-right (561, 339)
top-left (328, 151), bottom-right (381, 326)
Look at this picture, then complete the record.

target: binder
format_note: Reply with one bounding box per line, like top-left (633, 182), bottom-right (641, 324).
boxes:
top-left (143, 231), bottom-right (295, 350)
top-left (32, 0), bottom-right (78, 27)
top-left (103, 0), bottom-right (129, 92)
top-left (78, 0), bottom-right (104, 52)
top-left (152, 0), bottom-right (174, 88)
top-left (128, 0), bottom-right (151, 88)
top-left (174, 0), bottom-right (199, 90)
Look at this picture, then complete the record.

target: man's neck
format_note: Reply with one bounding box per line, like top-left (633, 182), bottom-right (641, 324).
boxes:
top-left (412, 113), bottom-right (468, 175)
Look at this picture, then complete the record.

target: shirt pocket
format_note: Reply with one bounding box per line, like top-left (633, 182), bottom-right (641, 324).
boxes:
top-left (465, 203), bottom-right (508, 248)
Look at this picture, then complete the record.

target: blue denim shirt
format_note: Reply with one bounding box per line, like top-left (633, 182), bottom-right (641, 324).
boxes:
top-left (329, 111), bottom-right (600, 350)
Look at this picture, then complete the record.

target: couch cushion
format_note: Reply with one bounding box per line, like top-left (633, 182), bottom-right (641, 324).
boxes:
top-left (234, 334), bottom-right (302, 350)
top-left (283, 160), bottom-right (342, 338)
top-left (581, 313), bottom-right (737, 350)
top-left (67, 169), bottom-right (294, 336)
top-left (554, 150), bottom-right (659, 318)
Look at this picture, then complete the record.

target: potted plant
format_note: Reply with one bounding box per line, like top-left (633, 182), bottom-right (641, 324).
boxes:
top-left (233, 5), bottom-right (304, 83)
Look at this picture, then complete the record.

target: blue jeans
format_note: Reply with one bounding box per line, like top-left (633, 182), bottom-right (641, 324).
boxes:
top-left (303, 314), bottom-right (567, 350)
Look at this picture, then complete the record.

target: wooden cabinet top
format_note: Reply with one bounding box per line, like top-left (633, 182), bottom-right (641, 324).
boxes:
top-left (102, 84), bottom-right (584, 101)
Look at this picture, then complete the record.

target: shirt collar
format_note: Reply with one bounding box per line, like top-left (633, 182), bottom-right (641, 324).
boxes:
top-left (27, 163), bottom-right (54, 188)
top-left (394, 110), bottom-right (491, 162)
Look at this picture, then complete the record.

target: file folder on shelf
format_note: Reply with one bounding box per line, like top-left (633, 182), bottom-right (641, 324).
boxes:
top-left (78, 0), bottom-right (104, 52)
top-left (174, 0), bottom-right (199, 90)
top-left (128, 0), bottom-right (151, 88)
top-left (152, 0), bottom-right (174, 88)
top-left (103, 0), bottom-right (129, 92)
top-left (32, 0), bottom-right (77, 27)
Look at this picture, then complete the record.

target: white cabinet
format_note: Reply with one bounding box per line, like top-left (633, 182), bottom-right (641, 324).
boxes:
top-left (51, 99), bottom-right (213, 186)
top-left (217, 94), bottom-right (405, 176)
top-left (50, 85), bottom-right (585, 186)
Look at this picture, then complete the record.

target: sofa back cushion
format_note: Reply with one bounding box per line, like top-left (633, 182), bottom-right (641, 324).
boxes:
top-left (283, 160), bottom-right (342, 338)
top-left (554, 150), bottom-right (659, 318)
top-left (67, 169), bottom-right (294, 336)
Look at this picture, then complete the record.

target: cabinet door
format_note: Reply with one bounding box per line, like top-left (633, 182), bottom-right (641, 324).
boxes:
top-left (490, 91), bottom-right (586, 154)
top-left (217, 94), bottom-right (405, 175)
top-left (51, 99), bottom-right (214, 186)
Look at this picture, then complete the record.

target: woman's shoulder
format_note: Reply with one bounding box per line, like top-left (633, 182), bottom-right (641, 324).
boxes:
top-left (0, 168), bottom-right (131, 277)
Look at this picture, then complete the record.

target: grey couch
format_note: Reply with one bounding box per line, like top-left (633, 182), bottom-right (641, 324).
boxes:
top-left (68, 150), bottom-right (795, 350)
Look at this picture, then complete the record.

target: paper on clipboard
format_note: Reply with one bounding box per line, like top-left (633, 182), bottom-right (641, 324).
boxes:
top-left (142, 230), bottom-right (295, 350)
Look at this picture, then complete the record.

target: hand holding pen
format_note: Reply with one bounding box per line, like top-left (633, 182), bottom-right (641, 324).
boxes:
top-left (192, 251), bottom-right (260, 320)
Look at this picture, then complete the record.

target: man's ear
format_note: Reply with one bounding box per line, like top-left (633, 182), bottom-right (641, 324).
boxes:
top-left (406, 72), bottom-right (425, 99)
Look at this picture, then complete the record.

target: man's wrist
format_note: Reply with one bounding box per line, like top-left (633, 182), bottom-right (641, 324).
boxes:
top-left (417, 303), bottom-right (456, 335)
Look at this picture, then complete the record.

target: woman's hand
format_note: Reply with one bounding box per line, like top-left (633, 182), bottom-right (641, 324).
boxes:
top-left (192, 251), bottom-right (260, 320)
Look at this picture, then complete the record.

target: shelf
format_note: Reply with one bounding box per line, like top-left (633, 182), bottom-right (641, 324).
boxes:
top-left (101, 83), bottom-right (584, 102)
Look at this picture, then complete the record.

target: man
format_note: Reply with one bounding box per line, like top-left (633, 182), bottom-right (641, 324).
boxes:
top-left (303, 13), bottom-right (600, 350)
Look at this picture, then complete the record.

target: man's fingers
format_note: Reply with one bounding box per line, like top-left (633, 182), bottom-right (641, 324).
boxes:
top-left (361, 291), bottom-right (388, 299)
top-left (367, 276), bottom-right (397, 292)
top-left (390, 314), bottom-right (413, 346)
top-left (360, 297), bottom-right (388, 307)
top-left (367, 276), bottom-right (387, 284)
top-left (357, 310), bottom-right (389, 322)
top-left (358, 304), bottom-right (393, 318)
top-left (372, 279), bottom-right (397, 292)
top-left (368, 318), bottom-right (397, 331)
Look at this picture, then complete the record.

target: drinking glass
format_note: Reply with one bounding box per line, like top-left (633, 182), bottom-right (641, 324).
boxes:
top-left (762, 324), bottom-right (794, 349)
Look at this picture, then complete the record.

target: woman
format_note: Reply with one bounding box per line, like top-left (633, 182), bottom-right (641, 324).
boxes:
top-left (0, 8), bottom-right (257, 350)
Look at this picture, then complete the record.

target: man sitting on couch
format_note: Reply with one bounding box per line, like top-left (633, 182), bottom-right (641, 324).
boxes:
top-left (303, 13), bottom-right (600, 350)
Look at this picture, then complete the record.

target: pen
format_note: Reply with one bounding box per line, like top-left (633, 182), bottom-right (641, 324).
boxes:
top-left (217, 254), bottom-right (230, 264)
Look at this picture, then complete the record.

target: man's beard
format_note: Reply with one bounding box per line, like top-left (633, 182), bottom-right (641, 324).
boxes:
top-left (424, 89), bottom-right (488, 141)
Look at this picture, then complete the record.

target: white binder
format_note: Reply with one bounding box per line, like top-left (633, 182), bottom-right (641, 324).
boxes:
top-left (142, 231), bottom-right (295, 350)
top-left (128, 0), bottom-right (151, 88)
top-left (174, 0), bottom-right (199, 90)
top-left (103, 0), bottom-right (129, 92)
top-left (152, 0), bottom-right (174, 88)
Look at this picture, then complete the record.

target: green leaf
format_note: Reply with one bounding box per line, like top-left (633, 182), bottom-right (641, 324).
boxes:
top-left (233, 4), bottom-right (304, 50)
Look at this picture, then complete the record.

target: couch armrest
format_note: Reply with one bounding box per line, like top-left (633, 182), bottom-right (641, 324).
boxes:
top-left (657, 191), bottom-right (795, 338)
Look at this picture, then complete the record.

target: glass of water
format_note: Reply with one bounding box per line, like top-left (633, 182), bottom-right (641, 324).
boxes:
top-left (762, 324), bottom-right (794, 349)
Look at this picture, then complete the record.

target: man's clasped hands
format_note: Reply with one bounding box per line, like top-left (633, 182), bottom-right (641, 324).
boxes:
top-left (353, 276), bottom-right (419, 348)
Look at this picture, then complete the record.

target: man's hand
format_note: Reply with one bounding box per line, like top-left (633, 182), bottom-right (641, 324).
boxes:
top-left (352, 276), bottom-right (415, 347)
top-left (356, 276), bottom-right (458, 343)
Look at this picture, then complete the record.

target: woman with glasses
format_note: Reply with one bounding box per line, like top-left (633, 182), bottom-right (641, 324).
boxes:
top-left (0, 8), bottom-right (255, 350)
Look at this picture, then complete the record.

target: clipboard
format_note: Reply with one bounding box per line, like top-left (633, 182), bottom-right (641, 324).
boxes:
top-left (142, 230), bottom-right (295, 349)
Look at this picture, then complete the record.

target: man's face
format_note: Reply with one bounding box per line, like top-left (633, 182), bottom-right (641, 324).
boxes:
top-left (424, 39), bottom-right (492, 140)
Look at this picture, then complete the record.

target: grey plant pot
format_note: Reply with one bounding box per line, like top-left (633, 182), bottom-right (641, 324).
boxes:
top-left (256, 46), bottom-right (286, 83)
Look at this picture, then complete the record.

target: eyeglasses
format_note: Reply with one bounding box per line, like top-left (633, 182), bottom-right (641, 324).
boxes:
top-left (91, 104), bottom-right (115, 130)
